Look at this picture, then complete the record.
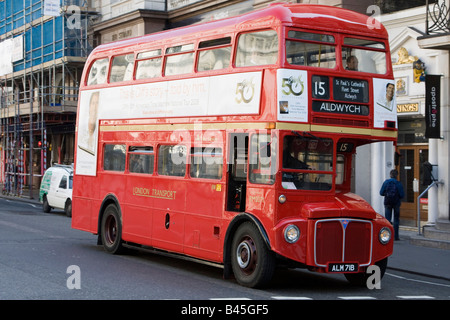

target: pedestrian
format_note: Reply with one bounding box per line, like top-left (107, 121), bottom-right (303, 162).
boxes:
top-left (380, 169), bottom-right (404, 240)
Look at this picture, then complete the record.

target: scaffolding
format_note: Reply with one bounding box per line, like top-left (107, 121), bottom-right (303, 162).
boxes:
top-left (0, 0), bottom-right (95, 197)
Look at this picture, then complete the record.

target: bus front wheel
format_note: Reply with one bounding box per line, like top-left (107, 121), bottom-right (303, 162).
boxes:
top-left (231, 222), bottom-right (275, 288)
top-left (100, 204), bottom-right (125, 254)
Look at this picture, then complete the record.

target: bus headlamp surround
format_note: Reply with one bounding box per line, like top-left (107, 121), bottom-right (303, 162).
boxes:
top-left (379, 227), bottom-right (391, 245)
top-left (284, 224), bottom-right (300, 243)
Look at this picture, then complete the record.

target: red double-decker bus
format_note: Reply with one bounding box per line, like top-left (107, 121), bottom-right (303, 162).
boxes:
top-left (72, 3), bottom-right (396, 288)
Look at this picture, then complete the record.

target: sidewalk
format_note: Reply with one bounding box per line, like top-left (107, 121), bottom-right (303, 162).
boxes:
top-left (1, 192), bottom-right (449, 282)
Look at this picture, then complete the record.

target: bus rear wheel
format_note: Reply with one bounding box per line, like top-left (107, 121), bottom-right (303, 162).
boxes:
top-left (231, 222), bottom-right (275, 288)
top-left (101, 204), bottom-right (125, 254)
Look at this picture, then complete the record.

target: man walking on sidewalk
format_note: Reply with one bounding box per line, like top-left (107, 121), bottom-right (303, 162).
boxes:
top-left (380, 169), bottom-right (405, 241)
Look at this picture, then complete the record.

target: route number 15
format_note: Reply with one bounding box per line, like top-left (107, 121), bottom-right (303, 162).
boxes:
top-left (312, 75), bottom-right (329, 99)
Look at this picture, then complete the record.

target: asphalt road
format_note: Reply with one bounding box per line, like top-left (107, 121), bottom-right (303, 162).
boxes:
top-left (1, 197), bottom-right (449, 307)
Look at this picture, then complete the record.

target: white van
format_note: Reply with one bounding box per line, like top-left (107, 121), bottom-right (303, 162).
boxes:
top-left (39, 164), bottom-right (73, 217)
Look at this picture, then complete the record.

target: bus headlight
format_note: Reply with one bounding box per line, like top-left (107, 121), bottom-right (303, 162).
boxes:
top-left (278, 194), bottom-right (286, 204)
top-left (284, 224), bottom-right (300, 243)
top-left (379, 227), bottom-right (391, 245)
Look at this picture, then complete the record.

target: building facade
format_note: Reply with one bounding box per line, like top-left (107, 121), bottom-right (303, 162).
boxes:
top-left (2, 0), bottom-right (448, 228)
top-left (355, 3), bottom-right (450, 228)
top-left (0, 0), bottom-right (93, 197)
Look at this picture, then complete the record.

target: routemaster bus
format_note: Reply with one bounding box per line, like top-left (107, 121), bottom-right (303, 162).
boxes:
top-left (72, 3), bottom-right (396, 288)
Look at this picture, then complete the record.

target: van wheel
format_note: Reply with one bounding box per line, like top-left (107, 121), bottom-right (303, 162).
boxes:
top-left (43, 196), bottom-right (51, 213)
top-left (100, 204), bottom-right (126, 254)
top-left (65, 200), bottom-right (72, 217)
top-left (231, 222), bottom-right (275, 288)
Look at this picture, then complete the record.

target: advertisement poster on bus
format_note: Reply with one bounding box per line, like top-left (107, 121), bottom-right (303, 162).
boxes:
top-left (373, 78), bottom-right (396, 128)
top-left (76, 90), bottom-right (99, 176)
top-left (75, 72), bottom-right (262, 176)
top-left (277, 69), bottom-right (308, 122)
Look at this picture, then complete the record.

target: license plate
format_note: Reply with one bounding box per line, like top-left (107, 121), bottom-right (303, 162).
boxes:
top-left (328, 263), bottom-right (359, 273)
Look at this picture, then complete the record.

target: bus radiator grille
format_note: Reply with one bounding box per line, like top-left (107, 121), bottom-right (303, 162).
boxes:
top-left (314, 219), bottom-right (372, 267)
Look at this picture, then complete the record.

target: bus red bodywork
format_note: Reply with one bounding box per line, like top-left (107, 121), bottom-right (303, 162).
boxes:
top-left (72, 3), bottom-right (395, 288)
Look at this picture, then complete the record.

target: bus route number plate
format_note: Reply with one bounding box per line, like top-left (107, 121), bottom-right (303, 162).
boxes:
top-left (328, 263), bottom-right (359, 273)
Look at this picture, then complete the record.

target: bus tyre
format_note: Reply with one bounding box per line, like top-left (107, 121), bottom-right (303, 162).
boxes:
top-left (231, 222), bottom-right (275, 288)
top-left (344, 257), bottom-right (388, 286)
top-left (101, 204), bottom-right (126, 254)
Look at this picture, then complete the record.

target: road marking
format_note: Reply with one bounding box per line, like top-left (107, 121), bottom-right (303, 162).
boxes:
top-left (386, 272), bottom-right (450, 288)
top-left (271, 296), bottom-right (313, 300)
top-left (210, 298), bottom-right (252, 300)
top-left (397, 295), bottom-right (434, 299)
top-left (338, 296), bottom-right (377, 300)
top-left (0, 220), bottom-right (44, 233)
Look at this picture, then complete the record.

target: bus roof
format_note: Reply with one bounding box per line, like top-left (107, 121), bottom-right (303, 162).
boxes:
top-left (90, 3), bottom-right (388, 57)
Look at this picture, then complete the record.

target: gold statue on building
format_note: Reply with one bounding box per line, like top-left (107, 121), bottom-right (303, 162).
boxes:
top-left (394, 47), bottom-right (418, 65)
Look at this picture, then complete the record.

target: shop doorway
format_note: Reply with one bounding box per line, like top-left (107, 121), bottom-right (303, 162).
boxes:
top-left (396, 145), bottom-right (428, 226)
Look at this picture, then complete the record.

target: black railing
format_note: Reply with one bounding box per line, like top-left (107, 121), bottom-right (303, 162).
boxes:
top-left (426, 0), bottom-right (450, 34)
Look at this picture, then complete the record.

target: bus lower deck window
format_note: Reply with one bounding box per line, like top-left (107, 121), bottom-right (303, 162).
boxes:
top-left (190, 147), bottom-right (223, 179)
top-left (104, 144), bottom-right (126, 171)
top-left (158, 145), bottom-right (187, 177)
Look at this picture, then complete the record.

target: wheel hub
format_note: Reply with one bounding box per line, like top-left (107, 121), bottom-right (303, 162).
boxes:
top-left (235, 237), bottom-right (257, 274)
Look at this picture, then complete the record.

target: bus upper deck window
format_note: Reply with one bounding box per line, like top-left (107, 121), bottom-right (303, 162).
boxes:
top-left (342, 38), bottom-right (386, 74)
top-left (110, 54), bottom-right (134, 83)
top-left (197, 37), bottom-right (231, 71)
top-left (286, 31), bottom-right (336, 68)
top-left (165, 44), bottom-right (194, 76)
top-left (236, 30), bottom-right (278, 67)
top-left (198, 47), bottom-right (231, 71)
top-left (87, 58), bottom-right (109, 86)
top-left (136, 49), bottom-right (162, 79)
